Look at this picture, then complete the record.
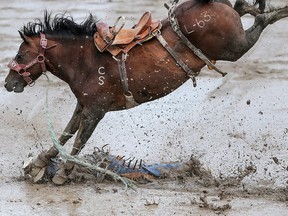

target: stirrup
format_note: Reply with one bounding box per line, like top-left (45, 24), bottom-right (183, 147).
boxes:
top-left (124, 91), bottom-right (139, 109)
top-left (112, 16), bottom-right (125, 36)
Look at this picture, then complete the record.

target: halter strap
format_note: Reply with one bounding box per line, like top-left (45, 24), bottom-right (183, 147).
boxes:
top-left (7, 33), bottom-right (56, 86)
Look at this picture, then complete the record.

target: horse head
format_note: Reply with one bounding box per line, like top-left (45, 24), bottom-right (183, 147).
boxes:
top-left (5, 31), bottom-right (55, 92)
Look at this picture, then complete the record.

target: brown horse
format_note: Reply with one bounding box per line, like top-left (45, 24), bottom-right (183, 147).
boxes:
top-left (4, 0), bottom-right (288, 185)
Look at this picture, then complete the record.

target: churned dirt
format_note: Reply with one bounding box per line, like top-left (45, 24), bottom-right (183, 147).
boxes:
top-left (0, 0), bottom-right (288, 215)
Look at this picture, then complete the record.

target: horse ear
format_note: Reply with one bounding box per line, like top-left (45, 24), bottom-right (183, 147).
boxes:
top-left (18, 31), bottom-right (33, 44)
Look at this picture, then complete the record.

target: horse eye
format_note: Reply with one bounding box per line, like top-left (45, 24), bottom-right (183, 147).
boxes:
top-left (15, 53), bottom-right (23, 61)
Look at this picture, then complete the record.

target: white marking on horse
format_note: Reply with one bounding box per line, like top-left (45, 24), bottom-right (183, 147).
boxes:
top-left (184, 11), bottom-right (212, 34)
top-left (98, 66), bottom-right (105, 85)
top-left (202, 11), bottom-right (211, 22)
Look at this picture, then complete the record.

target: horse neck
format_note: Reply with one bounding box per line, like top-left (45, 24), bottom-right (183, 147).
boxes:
top-left (45, 35), bottom-right (96, 84)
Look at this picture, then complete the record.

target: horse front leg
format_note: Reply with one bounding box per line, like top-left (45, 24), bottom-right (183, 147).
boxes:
top-left (52, 106), bottom-right (106, 185)
top-left (47, 102), bottom-right (83, 158)
top-left (24, 103), bottom-right (82, 182)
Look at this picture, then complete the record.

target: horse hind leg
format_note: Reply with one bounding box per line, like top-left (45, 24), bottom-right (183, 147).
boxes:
top-left (250, 6), bottom-right (288, 31)
top-left (244, 6), bottom-right (288, 50)
top-left (260, 6), bottom-right (288, 25)
top-left (254, 0), bottom-right (266, 12)
top-left (234, 0), bottom-right (264, 17)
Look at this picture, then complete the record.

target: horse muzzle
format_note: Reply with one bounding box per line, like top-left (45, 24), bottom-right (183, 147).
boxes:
top-left (4, 77), bottom-right (25, 93)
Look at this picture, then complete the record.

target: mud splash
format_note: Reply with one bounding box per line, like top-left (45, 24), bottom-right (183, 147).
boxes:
top-left (1, 0), bottom-right (288, 215)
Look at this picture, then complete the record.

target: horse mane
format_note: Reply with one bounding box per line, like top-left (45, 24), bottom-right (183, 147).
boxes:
top-left (22, 10), bottom-right (98, 37)
top-left (21, 2), bottom-right (214, 38)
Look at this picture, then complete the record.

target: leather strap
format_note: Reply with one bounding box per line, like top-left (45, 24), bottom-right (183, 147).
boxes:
top-left (117, 53), bottom-right (129, 93)
top-left (167, 0), bottom-right (227, 77)
top-left (7, 33), bottom-right (57, 86)
top-left (155, 31), bottom-right (199, 87)
top-left (114, 53), bottom-right (139, 109)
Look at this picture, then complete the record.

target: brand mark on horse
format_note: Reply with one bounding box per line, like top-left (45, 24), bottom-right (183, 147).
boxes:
top-left (184, 11), bottom-right (212, 34)
top-left (98, 66), bottom-right (106, 85)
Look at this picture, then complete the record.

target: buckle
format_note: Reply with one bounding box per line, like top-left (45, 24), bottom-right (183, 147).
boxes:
top-left (112, 16), bottom-right (125, 36)
top-left (40, 38), bottom-right (47, 48)
top-left (104, 35), bottom-right (113, 45)
top-left (7, 59), bottom-right (23, 72)
top-left (7, 59), bottom-right (18, 70)
top-left (40, 33), bottom-right (48, 48)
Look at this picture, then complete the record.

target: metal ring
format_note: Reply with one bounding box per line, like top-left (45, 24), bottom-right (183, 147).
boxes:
top-left (37, 55), bottom-right (45, 63)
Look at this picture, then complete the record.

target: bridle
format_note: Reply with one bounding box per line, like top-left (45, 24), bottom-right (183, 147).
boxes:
top-left (7, 33), bottom-right (57, 86)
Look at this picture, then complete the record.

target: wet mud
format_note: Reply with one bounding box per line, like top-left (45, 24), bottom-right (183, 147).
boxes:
top-left (1, 0), bottom-right (288, 215)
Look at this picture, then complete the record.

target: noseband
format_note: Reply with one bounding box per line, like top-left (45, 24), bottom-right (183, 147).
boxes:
top-left (7, 33), bottom-right (56, 86)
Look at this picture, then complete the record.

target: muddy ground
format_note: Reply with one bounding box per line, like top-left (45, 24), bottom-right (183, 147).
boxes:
top-left (0, 0), bottom-right (288, 215)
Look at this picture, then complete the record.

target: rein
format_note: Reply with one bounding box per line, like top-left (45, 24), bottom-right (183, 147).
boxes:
top-left (7, 33), bottom-right (57, 86)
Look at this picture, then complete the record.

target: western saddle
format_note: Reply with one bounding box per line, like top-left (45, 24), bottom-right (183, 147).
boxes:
top-left (94, 11), bottom-right (162, 56)
top-left (93, 5), bottom-right (225, 109)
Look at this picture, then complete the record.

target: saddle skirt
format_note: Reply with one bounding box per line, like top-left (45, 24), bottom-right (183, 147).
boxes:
top-left (94, 11), bottom-right (162, 56)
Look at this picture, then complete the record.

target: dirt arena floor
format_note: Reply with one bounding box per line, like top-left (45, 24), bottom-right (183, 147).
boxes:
top-left (0, 0), bottom-right (288, 215)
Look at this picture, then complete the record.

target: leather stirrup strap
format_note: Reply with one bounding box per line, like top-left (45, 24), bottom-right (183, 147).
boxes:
top-left (115, 53), bottom-right (139, 109)
top-left (117, 53), bottom-right (129, 93)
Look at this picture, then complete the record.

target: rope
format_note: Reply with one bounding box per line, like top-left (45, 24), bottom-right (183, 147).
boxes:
top-left (43, 73), bottom-right (136, 190)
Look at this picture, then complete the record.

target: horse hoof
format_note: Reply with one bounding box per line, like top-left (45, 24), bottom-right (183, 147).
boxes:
top-left (23, 157), bottom-right (33, 172)
top-left (52, 173), bottom-right (68, 185)
top-left (23, 157), bottom-right (47, 183)
top-left (33, 167), bottom-right (46, 183)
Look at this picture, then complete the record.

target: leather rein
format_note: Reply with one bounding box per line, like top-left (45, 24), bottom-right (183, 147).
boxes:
top-left (7, 33), bottom-right (57, 86)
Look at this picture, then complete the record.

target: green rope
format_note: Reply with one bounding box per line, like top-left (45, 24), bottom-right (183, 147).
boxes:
top-left (43, 74), bottom-right (136, 190)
